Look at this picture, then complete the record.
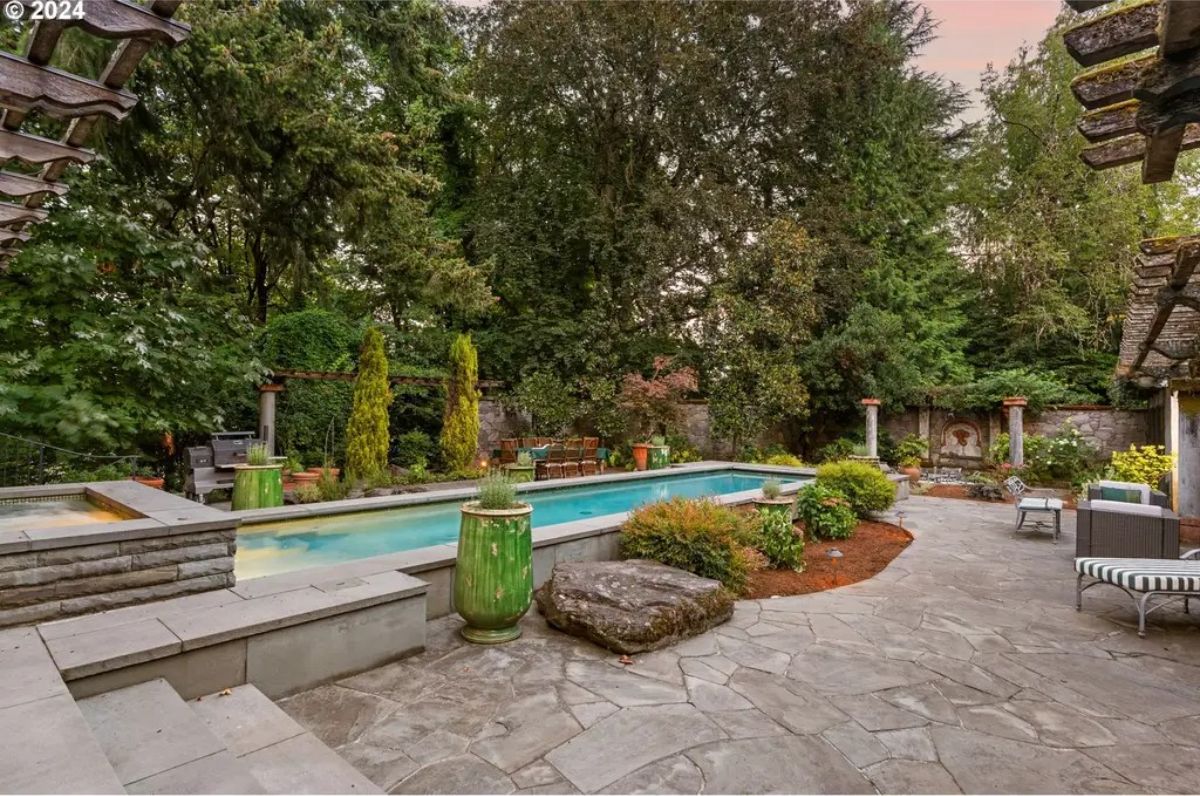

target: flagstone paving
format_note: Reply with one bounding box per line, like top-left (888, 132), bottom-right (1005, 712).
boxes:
top-left (278, 496), bottom-right (1200, 794)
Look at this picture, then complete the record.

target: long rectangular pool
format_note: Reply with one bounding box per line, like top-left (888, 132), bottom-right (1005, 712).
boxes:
top-left (237, 469), bottom-right (803, 579)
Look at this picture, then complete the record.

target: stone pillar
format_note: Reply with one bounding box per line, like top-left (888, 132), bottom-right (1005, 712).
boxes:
top-left (1175, 384), bottom-right (1200, 518)
top-left (862, 398), bottom-right (881, 459)
top-left (258, 383), bottom-right (284, 456)
top-left (1003, 397), bottom-right (1027, 468)
top-left (918, 406), bottom-right (931, 462)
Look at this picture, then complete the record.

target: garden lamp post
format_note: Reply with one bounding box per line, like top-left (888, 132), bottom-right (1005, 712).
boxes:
top-left (828, 548), bottom-right (843, 585)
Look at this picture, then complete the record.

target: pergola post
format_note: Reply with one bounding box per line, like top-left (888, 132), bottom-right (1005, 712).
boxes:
top-left (862, 398), bottom-right (881, 460)
top-left (258, 383), bottom-right (284, 456)
top-left (1002, 397), bottom-right (1027, 468)
top-left (1173, 381), bottom-right (1200, 517)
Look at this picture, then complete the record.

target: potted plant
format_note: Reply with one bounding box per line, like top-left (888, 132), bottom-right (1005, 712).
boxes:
top-left (503, 451), bottom-right (536, 483)
top-left (753, 478), bottom-right (794, 521)
top-left (646, 434), bottom-right (671, 470)
top-left (455, 472), bottom-right (533, 644)
top-left (895, 434), bottom-right (927, 484)
top-left (131, 466), bottom-right (165, 490)
top-left (232, 442), bottom-right (284, 510)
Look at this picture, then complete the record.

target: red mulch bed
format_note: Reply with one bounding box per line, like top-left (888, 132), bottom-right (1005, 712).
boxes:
top-left (920, 483), bottom-right (1077, 509)
top-left (743, 520), bottom-right (913, 599)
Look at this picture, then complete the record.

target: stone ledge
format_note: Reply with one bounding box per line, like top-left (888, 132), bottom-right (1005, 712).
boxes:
top-left (41, 570), bottom-right (427, 683)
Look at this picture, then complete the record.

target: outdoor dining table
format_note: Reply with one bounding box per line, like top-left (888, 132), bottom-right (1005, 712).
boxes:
top-left (489, 445), bottom-right (609, 462)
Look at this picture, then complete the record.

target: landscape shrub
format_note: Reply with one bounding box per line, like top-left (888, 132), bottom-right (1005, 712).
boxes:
top-left (764, 452), bottom-right (805, 467)
top-left (989, 423), bottom-right (1099, 486)
top-left (344, 327), bottom-right (393, 482)
top-left (795, 483), bottom-right (857, 539)
top-left (757, 511), bottom-right (805, 570)
top-left (293, 483), bottom-right (321, 504)
top-left (814, 460), bottom-right (895, 517)
top-left (666, 433), bottom-right (702, 463)
top-left (393, 430), bottom-right (435, 467)
top-left (441, 333), bottom-right (481, 472)
top-left (1110, 444), bottom-right (1174, 487)
top-left (620, 497), bottom-right (758, 592)
top-left (817, 437), bottom-right (856, 463)
top-left (894, 434), bottom-right (927, 467)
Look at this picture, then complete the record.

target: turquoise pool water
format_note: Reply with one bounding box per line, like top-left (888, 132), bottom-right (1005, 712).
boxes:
top-left (237, 469), bottom-right (803, 579)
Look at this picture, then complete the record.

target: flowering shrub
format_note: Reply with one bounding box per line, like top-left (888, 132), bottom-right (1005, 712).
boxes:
top-left (757, 511), bottom-right (805, 570)
top-left (814, 460), bottom-right (895, 517)
top-left (620, 497), bottom-right (758, 592)
top-left (990, 423), bottom-right (1099, 486)
top-left (1110, 444), bottom-right (1174, 487)
top-left (795, 483), bottom-right (857, 539)
top-left (618, 356), bottom-right (698, 440)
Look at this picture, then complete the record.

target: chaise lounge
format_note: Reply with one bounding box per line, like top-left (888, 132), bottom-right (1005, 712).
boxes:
top-left (1075, 551), bottom-right (1200, 637)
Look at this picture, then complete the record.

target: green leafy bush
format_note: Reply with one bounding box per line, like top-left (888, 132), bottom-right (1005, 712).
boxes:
top-left (990, 423), bottom-right (1099, 486)
top-left (441, 333), bottom-right (481, 472)
top-left (795, 483), bottom-right (857, 539)
top-left (817, 437), bottom-right (856, 463)
top-left (667, 433), bottom-right (702, 463)
top-left (757, 511), bottom-right (805, 570)
top-left (1110, 444), bottom-right (1174, 487)
top-left (894, 434), bottom-right (927, 467)
top-left (814, 460), bottom-right (895, 517)
top-left (620, 498), bottom-right (758, 592)
top-left (293, 483), bottom-right (321, 503)
top-left (345, 327), bottom-right (393, 482)
top-left (475, 471), bottom-right (520, 509)
top-left (393, 430), bottom-right (435, 468)
top-left (317, 470), bottom-right (348, 502)
top-left (764, 452), bottom-right (806, 467)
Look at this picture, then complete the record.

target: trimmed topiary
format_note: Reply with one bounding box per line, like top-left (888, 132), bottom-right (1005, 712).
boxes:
top-left (345, 327), bottom-right (392, 482)
top-left (814, 460), bottom-right (895, 518)
top-left (795, 483), bottom-right (857, 539)
top-left (441, 333), bottom-right (481, 472)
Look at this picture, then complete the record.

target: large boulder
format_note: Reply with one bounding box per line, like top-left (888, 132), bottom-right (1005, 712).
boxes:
top-left (535, 560), bottom-right (734, 654)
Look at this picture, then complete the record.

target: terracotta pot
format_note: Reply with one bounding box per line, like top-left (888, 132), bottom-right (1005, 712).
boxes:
top-left (290, 471), bottom-right (320, 484)
top-left (631, 443), bottom-right (651, 471)
top-left (307, 466), bottom-right (341, 478)
top-left (455, 502), bottom-right (534, 644)
top-left (900, 465), bottom-right (921, 484)
top-left (132, 476), bottom-right (164, 490)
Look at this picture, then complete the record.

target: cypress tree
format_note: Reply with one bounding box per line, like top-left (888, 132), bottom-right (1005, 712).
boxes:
top-left (441, 333), bottom-right (481, 472)
top-left (345, 327), bottom-right (392, 482)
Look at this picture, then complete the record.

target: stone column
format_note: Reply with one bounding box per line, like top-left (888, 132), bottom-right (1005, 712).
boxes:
top-left (258, 384), bottom-right (284, 456)
top-left (918, 405), bottom-right (931, 457)
top-left (1175, 383), bottom-right (1200, 518)
top-left (1002, 396), bottom-right (1027, 468)
top-left (862, 398), bottom-right (881, 460)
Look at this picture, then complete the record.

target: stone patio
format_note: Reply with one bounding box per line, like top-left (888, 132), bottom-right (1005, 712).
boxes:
top-left (277, 496), bottom-right (1200, 794)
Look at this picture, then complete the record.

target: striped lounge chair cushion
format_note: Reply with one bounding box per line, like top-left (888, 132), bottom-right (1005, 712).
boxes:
top-left (1075, 558), bottom-right (1200, 593)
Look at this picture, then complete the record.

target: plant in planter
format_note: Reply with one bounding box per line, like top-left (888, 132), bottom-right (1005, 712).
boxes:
top-left (455, 472), bottom-right (533, 643)
top-left (894, 434), bottom-right (927, 483)
top-left (131, 465), bottom-right (165, 489)
top-left (753, 478), bottom-right (794, 521)
top-left (504, 450), bottom-right (536, 483)
top-left (619, 357), bottom-right (697, 470)
top-left (232, 442), bottom-right (284, 510)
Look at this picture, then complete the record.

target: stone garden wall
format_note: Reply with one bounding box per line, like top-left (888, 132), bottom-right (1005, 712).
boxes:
top-left (0, 528), bottom-right (237, 628)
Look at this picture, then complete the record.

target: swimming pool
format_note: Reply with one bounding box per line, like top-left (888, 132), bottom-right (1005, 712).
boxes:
top-left (236, 469), bottom-right (805, 579)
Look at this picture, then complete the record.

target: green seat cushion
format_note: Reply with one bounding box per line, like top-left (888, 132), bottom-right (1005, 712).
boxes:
top-left (1100, 486), bottom-right (1143, 504)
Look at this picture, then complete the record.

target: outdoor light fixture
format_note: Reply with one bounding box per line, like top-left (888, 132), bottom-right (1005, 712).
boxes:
top-left (828, 548), bottom-right (843, 585)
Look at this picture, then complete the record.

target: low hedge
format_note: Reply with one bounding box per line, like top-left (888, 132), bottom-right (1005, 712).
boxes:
top-left (814, 460), bottom-right (895, 518)
top-left (620, 497), bottom-right (759, 592)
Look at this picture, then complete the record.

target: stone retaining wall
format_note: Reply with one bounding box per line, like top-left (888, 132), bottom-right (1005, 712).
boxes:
top-left (0, 529), bottom-right (236, 628)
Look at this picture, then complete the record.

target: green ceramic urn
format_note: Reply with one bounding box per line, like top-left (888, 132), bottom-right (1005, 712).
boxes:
top-left (455, 501), bottom-right (534, 643)
top-left (231, 464), bottom-right (284, 510)
top-left (647, 445), bottom-right (671, 470)
top-left (502, 464), bottom-right (536, 483)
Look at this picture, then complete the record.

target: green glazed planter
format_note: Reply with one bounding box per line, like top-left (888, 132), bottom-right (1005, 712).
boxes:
top-left (754, 496), bottom-right (795, 522)
top-left (503, 464), bottom-right (535, 483)
top-left (232, 464), bottom-right (284, 510)
top-left (647, 445), bottom-right (671, 470)
top-left (455, 502), bottom-right (534, 644)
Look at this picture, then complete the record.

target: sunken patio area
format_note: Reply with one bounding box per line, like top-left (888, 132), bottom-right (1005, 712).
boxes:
top-left (278, 496), bottom-right (1200, 795)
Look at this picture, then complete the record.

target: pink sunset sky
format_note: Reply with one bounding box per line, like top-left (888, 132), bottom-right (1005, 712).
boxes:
top-left (917, 0), bottom-right (1062, 120)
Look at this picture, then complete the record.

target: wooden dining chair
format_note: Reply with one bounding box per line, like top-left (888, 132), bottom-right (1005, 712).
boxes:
top-left (499, 438), bottom-right (519, 465)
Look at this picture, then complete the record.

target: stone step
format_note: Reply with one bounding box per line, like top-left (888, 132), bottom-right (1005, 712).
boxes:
top-left (190, 684), bottom-right (380, 794)
top-left (77, 678), bottom-right (264, 794)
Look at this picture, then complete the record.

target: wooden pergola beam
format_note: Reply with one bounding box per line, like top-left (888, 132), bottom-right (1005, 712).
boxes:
top-left (1160, 0), bottom-right (1200, 58)
top-left (0, 128), bottom-right (93, 167)
top-left (1064, 0), bottom-right (1159, 67)
top-left (1079, 99), bottom-right (1139, 142)
top-left (1129, 239), bottom-right (1200, 373)
top-left (0, 170), bottom-right (68, 199)
top-left (0, 52), bottom-right (138, 124)
top-left (1079, 123), bottom-right (1200, 169)
top-left (1071, 54), bottom-right (1156, 109)
top-left (16, 0), bottom-right (190, 48)
top-left (0, 200), bottom-right (48, 225)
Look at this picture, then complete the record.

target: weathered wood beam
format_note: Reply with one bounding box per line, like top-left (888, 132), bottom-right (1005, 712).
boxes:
top-left (1067, 0), bottom-right (1116, 11)
top-left (1143, 124), bottom-right (1186, 181)
top-left (1064, 0), bottom-right (1160, 67)
top-left (0, 228), bottom-right (30, 243)
top-left (1134, 48), bottom-right (1200, 103)
top-left (0, 201), bottom-right (48, 225)
top-left (0, 170), bottom-right (67, 199)
top-left (1071, 54), bottom-right (1155, 109)
top-left (0, 52), bottom-right (138, 122)
top-left (1160, 0), bottom-right (1200, 58)
top-left (16, 0), bottom-right (190, 48)
top-left (1079, 123), bottom-right (1200, 168)
top-left (1079, 99), bottom-right (1139, 141)
top-left (1130, 239), bottom-right (1200, 373)
top-left (0, 128), bottom-right (93, 167)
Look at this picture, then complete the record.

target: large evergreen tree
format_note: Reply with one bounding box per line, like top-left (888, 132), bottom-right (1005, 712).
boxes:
top-left (344, 327), bottom-right (393, 482)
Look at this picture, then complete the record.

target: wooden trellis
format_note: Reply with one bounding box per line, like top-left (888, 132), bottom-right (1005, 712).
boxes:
top-left (1065, 0), bottom-right (1200, 183)
top-left (0, 0), bottom-right (190, 267)
top-left (1118, 235), bottom-right (1200, 380)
